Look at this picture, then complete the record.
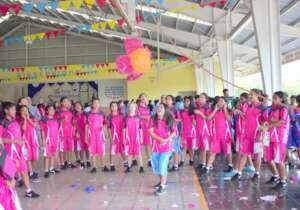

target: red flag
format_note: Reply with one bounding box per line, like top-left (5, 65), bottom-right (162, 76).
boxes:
top-left (136, 15), bottom-right (142, 24)
top-left (0, 5), bottom-right (9, 16)
top-left (117, 19), bottom-right (123, 27)
top-left (96, 0), bottom-right (106, 8)
top-left (10, 4), bottom-right (21, 15)
top-left (63, 65), bottom-right (67, 70)
top-left (45, 31), bottom-right (52, 39)
top-left (53, 30), bottom-right (59, 38)
top-left (60, 28), bottom-right (66, 37)
top-left (210, 2), bottom-right (217, 8)
top-left (220, 0), bottom-right (226, 7)
top-left (96, 64), bottom-right (100, 68)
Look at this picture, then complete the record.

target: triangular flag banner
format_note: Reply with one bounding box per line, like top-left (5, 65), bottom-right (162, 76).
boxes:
top-left (37, 2), bottom-right (47, 13)
top-left (53, 30), bottom-right (60, 38)
top-left (117, 19), bottom-right (123, 27)
top-left (84, 0), bottom-right (95, 9)
top-left (92, 23), bottom-right (99, 30)
top-left (220, 0), bottom-right (226, 7)
top-left (23, 3), bottom-right (33, 12)
top-left (84, 24), bottom-right (92, 30)
top-left (136, 15), bottom-right (142, 24)
top-left (0, 5), bottom-right (9, 16)
top-left (49, 1), bottom-right (58, 10)
top-left (100, 22), bottom-right (107, 29)
top-left (108, 20), bottom-right (116, 29)
top-left (96, 0), bottom-right (106, 8)
top-left (60, 28), bottom-right (66, 36)
top-left (45, 31), bottom-right (52, 39)
top-left (190, 4), bottom-right (197, 11)
top-left (23, 35), bottom-right (31, 42)
top-left (71, 0), bottom-right (83, 10)
top-left (10, 4), bottom-right (21, 15)
top-left (37, 33), bottom-right (45, 40)
top-left (210, 2), bottom-right (217, 8)
top-left (59, 1), bottom-right (71, 11)
top-left (30, 34), bottom-right (37, 41)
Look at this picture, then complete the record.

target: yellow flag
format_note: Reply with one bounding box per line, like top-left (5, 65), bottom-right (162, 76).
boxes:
top-left (190, 4), bottom-right (197, 11)
top-left (59, 0), bottom-right (71, 11)
top-left (72, 0), bottom-right (83, 10)
top-left (37, 33), bottom-right (45, 40)
top-left (23, 35), bottom-right (31, 42)
top-left (100, 22), bottom-right (107, 29)
top-left (84, 0), bottom-right (94, 9)
top-left (108, 20), bottom-right (116, 29)
top-left (92, 23), bottom-right (100, 30)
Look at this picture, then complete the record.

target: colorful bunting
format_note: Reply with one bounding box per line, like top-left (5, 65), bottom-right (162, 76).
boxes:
top-left (108, 20), bottom-right (116, 30)
top-left (92, 23), bottom-right (100, 30)
top-left (100, 22), bottom-right (107, 29)
top-left (117, 19), bottom-right (123, 27)
top-left (96, 0), bottom-right (106, 8)
top-left (49, 1), bottom-right (58, 10)
top-left (23, 3), bottom-right (33, 12)
top-left (59, 1), bottom-right (71, 11)
top-left (37, 2), bottom-right (47, 13)
top-left (0, 5), bottom-right (9, 16)
top-left (71, 0), bottom-right (83, 10)
top-left (84, 0), bottom-right (95, 9)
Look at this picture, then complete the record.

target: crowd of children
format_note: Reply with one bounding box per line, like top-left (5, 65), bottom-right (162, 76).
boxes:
top-left (0, 88), bottom-right (300, 208)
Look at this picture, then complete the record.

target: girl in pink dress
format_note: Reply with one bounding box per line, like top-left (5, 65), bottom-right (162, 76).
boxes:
top-left (166, 95), bottom-right (180, 171)
top-left (229, 89), bottom-right (267, 181)
top-left (19, 105), bottom-right (39, 180)
top-left (149, 103), bottom-right (175, 196)
top-left (73, 102), bottom-right (90, 169)
top-left (1, 102), bottom-right (39, 198)
top-left (264, 91), bottom-right (290, 190)
top-left (179, 96), bottom-right (196, 166)
top-left (138, 93), bottom-right (152, 167)
top-left (194, 93), bottom-right (211, 170)
top-left (85, 98), bottom-right (109, 173)
top-left (40, 104), bottom-right (61, 178)
top-left (107, 101), bottom-right (126, 171)
top-left (124, 102), bottom-right (144, 173)
top-left (58, 97), bottom-right (76, 169)
top-left (204, 97), bottom-right (232, 173)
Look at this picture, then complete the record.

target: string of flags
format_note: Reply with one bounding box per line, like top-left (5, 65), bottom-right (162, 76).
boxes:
top-left (0, 57), bottom-right (190, 84)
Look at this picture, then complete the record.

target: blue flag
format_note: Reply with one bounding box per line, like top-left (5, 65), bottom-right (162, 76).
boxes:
top-left (37, 2), bottom-right (47, 13)
top-left (23, 3), bottom-right (33, 12)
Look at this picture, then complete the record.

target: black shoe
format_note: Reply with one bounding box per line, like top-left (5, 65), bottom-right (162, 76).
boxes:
top-left (224, 165), bottom-right (233, 173)
top-left (196, 164), bottom-right (205, 170)
top-left (123, 161), bottom-right (129, 167)
top-left (17, 180), bottom-right (24, 188)
top-left (252, 173), bottom-right (260, 182)
top-left (80, 163), bottom-right (85, 169)
top-left (288, 162), bottom-right (296, 168)
top-left (49, 168), bottom-right (60, 174)
top-left (44, 171), bottom-right (50, 178)
top-left (265, 176), bottom-right (279, 185)
top-left (26, 190), bottom-right (40, 198)
top-left (110, 165), bottom-right (115, 171)
top-left (139, 167), bottom-right (144, 173)
top-left (103, 166), bottom-right (110, 172)
top-left (273, 181), bottom-right (287, 191)
top-left (178, 161), bottom-right (184, 167)
top-left (132, 159), bottom-right (138, 166)
top-left (155, 186), bottom-right (166, 196)
top-left (153, 182), bottom-right (161, 190)
top-left (86, 161), bottom-right (91, 168)
top-left (231, 173), bottom-right (241, 181)
top-left (76, 159), bottom-right (81, 165)
top-left (90, 167), bottom-right (97, 173)
top-left (169, 166), bottom-right (179, 172)
top-left (68, 163), bottom-right (77, 168)
top-left (147, 160), bottom-right (152, 167)
top-left (125, 166), bottom-right (131, 173)
top-left (61, 164), bottom-right (67, 170)
top-left (189, 160), bottom-right (194, 166)
top-left (29, 172), bottom-right (38, 180)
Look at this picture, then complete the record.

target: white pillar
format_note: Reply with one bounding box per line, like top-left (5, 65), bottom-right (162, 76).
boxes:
top-left (194, 58), bottom-right (215, 96)
top-left (215, 11), bottom-right (234, 95)
top-left (250, 0), bottom-right (281, 96)
top-left (194, 64), bottom-right (204, 94)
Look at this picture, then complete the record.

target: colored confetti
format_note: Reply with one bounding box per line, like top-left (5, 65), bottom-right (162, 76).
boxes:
top-left (84, 186), bottom-right (95, 193)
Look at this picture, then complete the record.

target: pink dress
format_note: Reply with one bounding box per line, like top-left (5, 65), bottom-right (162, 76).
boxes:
top-left (107, 113), bottom-right (124, 155)
top-left (179, 109), bottom-right (196, 150)
top-left (234, 102), bottom-right (248, 152)
top-left (210, 110), bottom-right (232, 155)
top-left (239, 102), bottom-right (267, 155)
top-left (87, 112), bottom-right (106, 157)
top-left (195, 104), bottom-right (211, 151)
top-left (138, 104), bottom-right (152, 145)
top-left (0, 176), bottom-right (20, 210)
top-left (1, 118), bottom-right (27, 172)
top-left (40, 116), bottom-right (59, 158)
top-left (124, 116), bottom-right (142, 156)
top-left (151, 119), bottom-right (174, 153)
top-left (58, 110), bottom-right (74, 152)
top-left (20, 117), bottom-right (39, 161)
top-left (264, 106), bottom-right (290, 163)
top-left (74, 112), bottom-right (88, 151)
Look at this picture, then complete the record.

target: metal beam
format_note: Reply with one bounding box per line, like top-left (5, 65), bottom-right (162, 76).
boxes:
top-left (1, 23), bottom-right (25, 39)
top-left (228, 13), bottom-right (252, 40)
top-left (280, 0), bottom-right (300, 16)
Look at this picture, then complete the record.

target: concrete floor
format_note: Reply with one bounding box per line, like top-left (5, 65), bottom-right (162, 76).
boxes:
top-left (18, 164), bottom-right (206, 210)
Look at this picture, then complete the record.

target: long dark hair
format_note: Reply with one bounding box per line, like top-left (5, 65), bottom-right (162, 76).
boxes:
top-left (274, 91), bottom-right (288, 105)
top-left (212, 96), bottom-right (228, 111)
top-left (153, 103), bottom-right (174, 132)
top-left (296, 95), bottom-right (300, 106)
top-left (184, 96), bottom-right (195, 116)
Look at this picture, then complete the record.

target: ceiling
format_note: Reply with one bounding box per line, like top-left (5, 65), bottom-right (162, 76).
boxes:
top-left (0, 0), bottom-right (300, 76)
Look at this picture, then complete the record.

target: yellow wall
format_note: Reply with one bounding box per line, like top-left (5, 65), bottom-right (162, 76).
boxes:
top-left (127, 63), bottom-right (197, 100)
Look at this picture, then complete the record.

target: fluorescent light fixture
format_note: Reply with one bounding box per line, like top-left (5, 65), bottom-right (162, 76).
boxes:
top-left (136, 5), bottom-right (212, 26)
